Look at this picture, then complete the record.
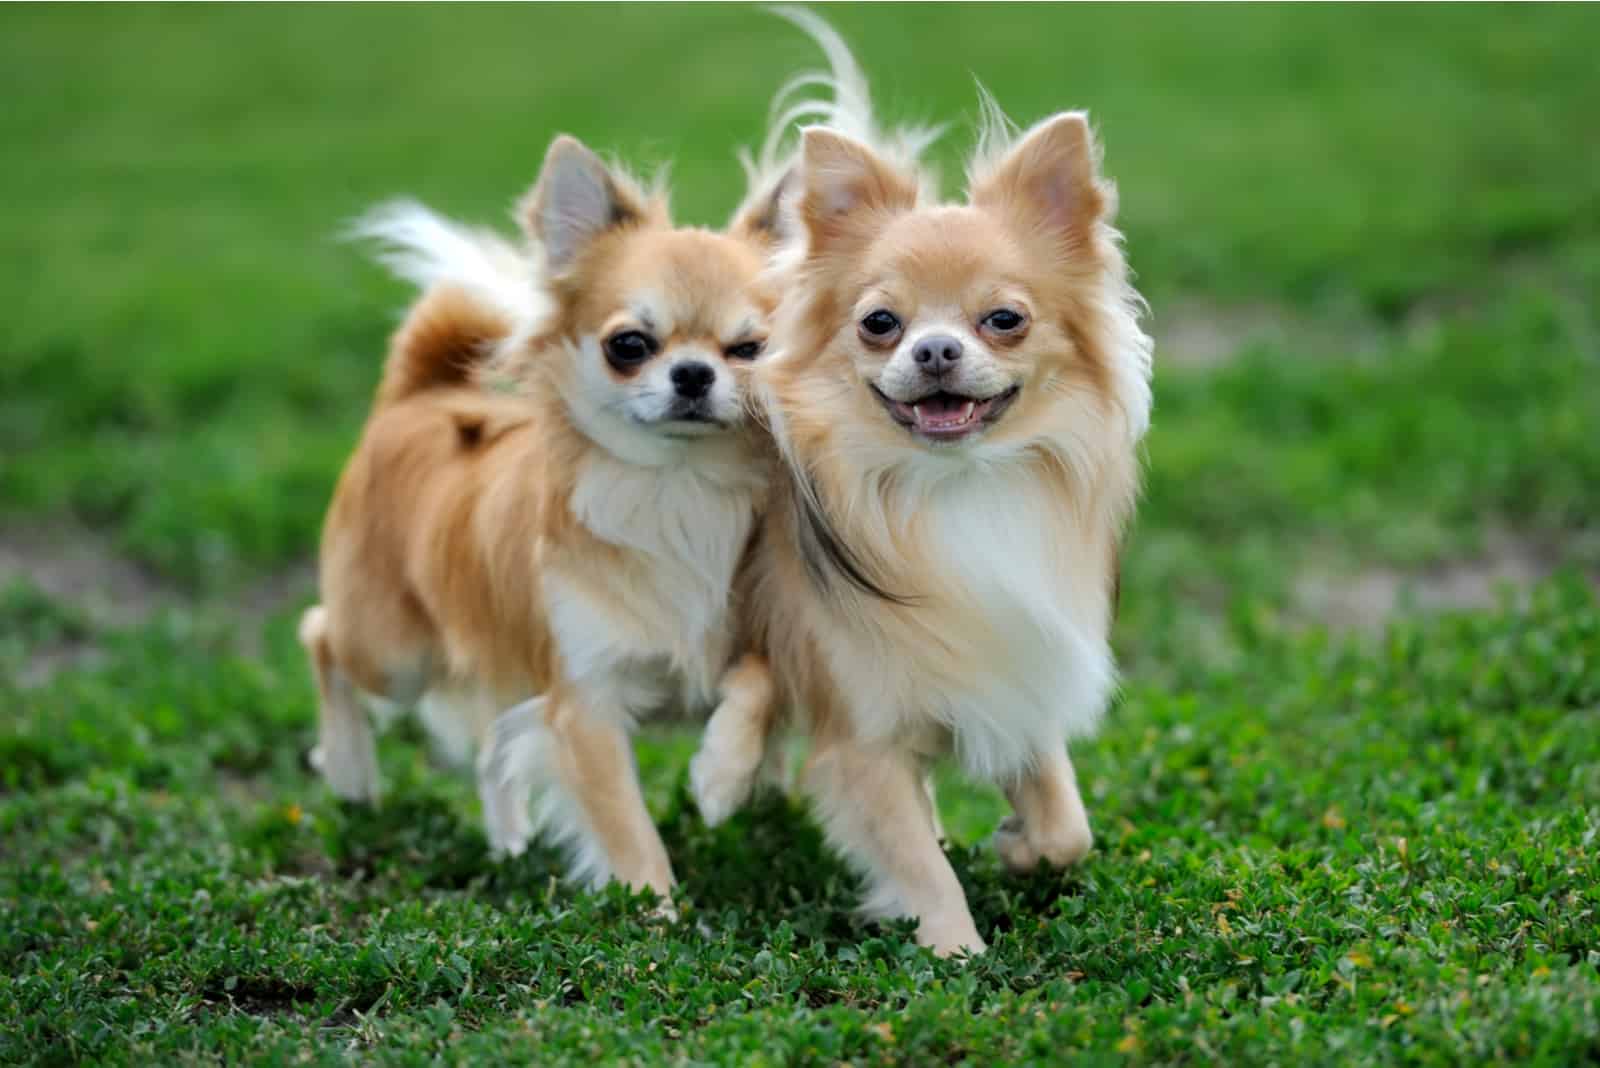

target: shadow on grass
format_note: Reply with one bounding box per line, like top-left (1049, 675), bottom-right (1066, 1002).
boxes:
top-left (294, 770), bottom-right (1099, 932)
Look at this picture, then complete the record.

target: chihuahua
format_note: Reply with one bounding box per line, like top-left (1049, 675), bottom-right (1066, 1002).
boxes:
top-left (693, 15), bottom-right (1153, 956)
top-left (301, 133), bottom-right (783, 902)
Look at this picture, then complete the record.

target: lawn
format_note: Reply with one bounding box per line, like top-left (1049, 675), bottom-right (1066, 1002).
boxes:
top-left (3, 4), bottom-right (1598, 1064)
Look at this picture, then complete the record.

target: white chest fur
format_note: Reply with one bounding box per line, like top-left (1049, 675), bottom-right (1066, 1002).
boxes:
top-left (818, 466), bottom-right (1116, 781)
top-left (546, 445), bottom-right (760, 719)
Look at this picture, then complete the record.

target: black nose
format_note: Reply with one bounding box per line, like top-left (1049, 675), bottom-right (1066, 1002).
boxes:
top-left (670, 361), bottom-right (716, 399)
top-left (912, 334), bottom-right (963, 376)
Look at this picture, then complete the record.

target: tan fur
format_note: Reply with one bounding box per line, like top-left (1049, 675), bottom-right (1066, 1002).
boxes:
top-left (374, 285), bottom-right (516, 408)
top-left (304, 136), bottom-right (779, 897)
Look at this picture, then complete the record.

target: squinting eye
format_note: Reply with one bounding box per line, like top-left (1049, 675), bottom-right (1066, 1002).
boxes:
top-left (858, 309), bottom-right (902, 340)
top-left (604, 330), bottom-right (658, 368)
top-left (982, 309), bottom-right (1026, 333)
top-left (725, 340), bottom-right (763, 361)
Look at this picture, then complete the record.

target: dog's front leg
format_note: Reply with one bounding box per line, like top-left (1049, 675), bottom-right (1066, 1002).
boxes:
top-left (690, 653), bottom-right (778, 826)
top-left (484, 694), bottom-right (676, 910)
top-left (542, 697), bottom-right (677, 909)
top-left (993, 744), bottom-right (1094, 872)
top-left (804, 739), bottom-right (985, 957)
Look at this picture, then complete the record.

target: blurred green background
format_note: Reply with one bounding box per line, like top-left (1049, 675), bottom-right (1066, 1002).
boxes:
top-left (3, 5), bottom-right (1597, 1063)
top-left (3, 4), bottom-right (1596, 585)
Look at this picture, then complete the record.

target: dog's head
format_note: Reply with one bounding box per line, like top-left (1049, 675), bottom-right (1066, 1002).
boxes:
top-left (764, 112), bottom-right (1150, 469)
top-left (521, 136), bottom-right (776, 458)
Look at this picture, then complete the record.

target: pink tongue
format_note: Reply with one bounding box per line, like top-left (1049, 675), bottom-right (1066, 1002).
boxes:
top-left (913, 395), bottom-right (976, 430)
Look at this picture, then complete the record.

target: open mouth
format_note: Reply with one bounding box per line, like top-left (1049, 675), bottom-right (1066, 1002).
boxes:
top-left (870, 384), bottom-right (1021, 442)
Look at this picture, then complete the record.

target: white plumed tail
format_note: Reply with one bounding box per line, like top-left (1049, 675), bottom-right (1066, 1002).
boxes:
top-left (732, 6), bottom-right (944, 229)
top-left (350, 199), bottom-right (551, 332)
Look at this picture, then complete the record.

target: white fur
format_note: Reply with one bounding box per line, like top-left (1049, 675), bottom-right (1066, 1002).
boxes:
top-left (482, 420), bottom-right (763, 869)
top-left (812, 461), bottom-right (1117, 781)
top-left (556, 441), bottom-right (762, 709)
top-left (351, 200), bottom-right (550, 331)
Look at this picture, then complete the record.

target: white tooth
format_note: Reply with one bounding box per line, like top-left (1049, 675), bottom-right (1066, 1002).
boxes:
top-left (960, 402), bottom-right (975, 423)
top-left (912, 403), bottom-right (928, 427)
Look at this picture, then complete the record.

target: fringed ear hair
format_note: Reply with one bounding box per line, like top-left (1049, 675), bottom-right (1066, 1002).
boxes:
top-left (969, 111), bottom-right (1109, 257)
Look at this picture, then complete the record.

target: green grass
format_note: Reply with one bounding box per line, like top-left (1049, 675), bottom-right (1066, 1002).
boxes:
top-left (3, 4), bottom-right (1598, 1064)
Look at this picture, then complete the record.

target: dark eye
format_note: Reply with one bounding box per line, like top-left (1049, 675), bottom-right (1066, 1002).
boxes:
top-left (604, 330), bottom-right (658, 368)
top-left (858, 309), bottom-right (902, 341)
top-left (983, 309), bottom-right (1026, 333)
top-left (725, 340), bottom-right (764, 361)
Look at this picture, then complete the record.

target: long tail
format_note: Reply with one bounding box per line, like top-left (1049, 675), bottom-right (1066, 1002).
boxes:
top-left (350, 200), bottom-right (552, 406)
top-left (730, 5), bottom-right (944, 236)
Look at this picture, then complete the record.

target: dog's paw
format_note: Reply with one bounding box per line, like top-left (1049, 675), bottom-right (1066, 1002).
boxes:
top-left (992, 814), bottom-right (1092, 873)
top-left (484, 804), bottom-right (531, 860)
top-left (313, 742), bottom-right (382, 805)
top-left (917, 913), bottom-right (988, 959)
top-left (489, 831), bottom-right (530, 861)
top-left (689, 745), bottom-right (758, 828)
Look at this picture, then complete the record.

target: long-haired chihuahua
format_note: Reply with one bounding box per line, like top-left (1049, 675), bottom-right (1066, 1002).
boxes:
top-left (301, 133), bottom-right (783, 903)
top-left (693, 11), bottom-right (1153, 955)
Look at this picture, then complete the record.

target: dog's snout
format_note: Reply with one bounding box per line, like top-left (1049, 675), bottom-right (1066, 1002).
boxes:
top-left (912, 334), bottom-right (963, 376)
top-left (670, 360), bottom-right (716, 399)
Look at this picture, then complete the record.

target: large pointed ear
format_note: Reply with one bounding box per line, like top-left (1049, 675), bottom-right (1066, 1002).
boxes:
top-left (519, 135), bottom-right (646, 273)
top-left (727, 169), bottom-right (792, 248)
top-left (797, 127), bottom-right (919, 254)
top-left (970, 112), bottom-right (1107, 253)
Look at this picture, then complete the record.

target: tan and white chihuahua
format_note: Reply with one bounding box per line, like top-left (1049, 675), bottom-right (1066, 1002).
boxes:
top-left (693, 13), bottom-right (1153, 956)
top-left (302, 133), bottom-right (782, 902)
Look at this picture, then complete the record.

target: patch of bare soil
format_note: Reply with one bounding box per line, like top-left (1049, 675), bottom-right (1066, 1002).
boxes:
top-left (235, 560), bottom-right (318, 657)
top-left (1294, 534), bottom-right (1590, 630)
top-left (0, 522), bottom-right (174, 627)
top-left (1153, 299), bottom-right (1384, 369)
top-left (1154, 254), bottom-right (1598, 371)
top-left (1, 521), bottom-right (315, 686)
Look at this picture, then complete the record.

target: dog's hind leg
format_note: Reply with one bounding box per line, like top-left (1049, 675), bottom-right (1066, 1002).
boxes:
top-left (475, 702), bottom-right (534, 859)
top-left (299, 605), bottom-right (382, 804)
top-left (476, 761), bottom-right (532, 858)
